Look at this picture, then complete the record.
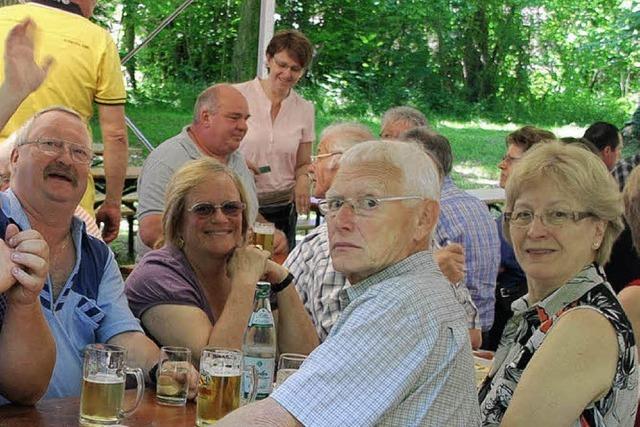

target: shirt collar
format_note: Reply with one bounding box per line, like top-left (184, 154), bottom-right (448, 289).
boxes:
top-left (342, 250), bottom-right (435, 305)
top-left (511, 263), bottom-right (606, 320)
top-left (1, 188), bottom-right (85, 242)
top-left (30, 0), bottom-right (84, 17)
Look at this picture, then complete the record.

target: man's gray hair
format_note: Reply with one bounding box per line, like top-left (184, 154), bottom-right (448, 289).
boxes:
top-left (320, 121), bottom-right (374, 154)
top-left (340, 139), bottom-right (440, 200)
top-left (381, 106), bottom-right (429, 130)
top-left (193, 84), bottom-right (226, 123)
top-left (14, 105), bottom-right (86, 147)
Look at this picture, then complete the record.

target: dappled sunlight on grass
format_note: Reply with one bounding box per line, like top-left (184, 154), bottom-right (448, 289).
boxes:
top-left (439, 120), bottom-right (519, 132)
top-left (550, 123), bottom-right (587, 138)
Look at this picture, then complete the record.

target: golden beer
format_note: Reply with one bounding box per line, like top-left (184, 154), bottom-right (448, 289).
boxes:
top-left (252, 222), bottom-right (275, 254)
top-left (254, 232), bottom-right (274, 253)
top-left (79, 374), bottom-right (125, 424)
top-left (196, 371), bottom-right (241, 426)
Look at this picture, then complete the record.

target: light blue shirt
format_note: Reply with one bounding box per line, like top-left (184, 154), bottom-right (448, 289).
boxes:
top-left (272, 251), bottom-right (480, 426)
top-left (0, 190), bottom-right (143, 401)
top-left (435, 177), bottom-right (500, 330)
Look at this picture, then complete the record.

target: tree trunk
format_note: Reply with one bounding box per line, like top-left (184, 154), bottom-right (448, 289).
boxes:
top-left (232, 0), bottom-right (260, 82)
top-left (121, 0), bottom-right (137, 92)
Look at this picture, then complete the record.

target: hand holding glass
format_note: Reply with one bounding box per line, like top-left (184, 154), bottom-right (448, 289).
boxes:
top-left (156, 346), bottom-right (191, 406)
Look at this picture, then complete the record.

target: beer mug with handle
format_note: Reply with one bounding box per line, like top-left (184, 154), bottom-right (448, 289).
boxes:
top-left (197, 348), bottom-right (258, 426)
top-left (79, 344), bottom-right (144, 425)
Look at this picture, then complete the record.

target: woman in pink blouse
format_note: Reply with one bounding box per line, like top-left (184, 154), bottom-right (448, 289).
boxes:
top-left (234, 30), bottom-right (314, 251)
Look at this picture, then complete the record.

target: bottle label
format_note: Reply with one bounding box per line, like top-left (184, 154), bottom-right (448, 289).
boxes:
top-left (249, 308), bottom-right (274, 327)
top-left (243, 356), bottom-right (275, 399)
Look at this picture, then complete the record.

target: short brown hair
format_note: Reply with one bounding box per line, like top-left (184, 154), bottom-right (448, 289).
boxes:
top-left (506, 125), bottom-right (555, 152)
top-left (266, 30), bottom-right (314, 69)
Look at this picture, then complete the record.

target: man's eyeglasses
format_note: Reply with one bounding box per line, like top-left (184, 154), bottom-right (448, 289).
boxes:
top-left (188, 201), bottom-right (245, 218)
top-left (311, 152), bottom-right (343, 163)
top-left (504, 209), bottom-right (595, 228)
top-left (20, 139), bottom-right (93, 164)
top-left (318, 196), bottom-right (424, 217)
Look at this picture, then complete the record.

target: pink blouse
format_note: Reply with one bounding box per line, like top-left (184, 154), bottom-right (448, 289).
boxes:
top-left (234, 78), bottom-right (314, 204)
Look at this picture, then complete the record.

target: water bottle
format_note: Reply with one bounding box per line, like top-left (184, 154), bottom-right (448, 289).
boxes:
top-left (242, 282), bottom-right (276, 400)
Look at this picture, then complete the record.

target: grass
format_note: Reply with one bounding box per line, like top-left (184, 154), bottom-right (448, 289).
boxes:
top-left (93, 102), bottom-right (637, 262)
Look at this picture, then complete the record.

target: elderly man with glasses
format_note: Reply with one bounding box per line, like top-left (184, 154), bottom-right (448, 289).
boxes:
top-left (219, 140), bottom-right (480, 426)
top-left (0, 106), bottom-right (198, 401)
top-left (287, 122), bottom-right (476, 347)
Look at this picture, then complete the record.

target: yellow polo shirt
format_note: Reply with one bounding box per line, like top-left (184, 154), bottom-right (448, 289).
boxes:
top-left (0, 2), bottom-right (126, 214)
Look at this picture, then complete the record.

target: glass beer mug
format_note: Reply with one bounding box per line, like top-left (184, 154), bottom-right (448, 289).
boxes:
top-left (79, 344), bottom-right (144, 425)
top-left (197, 348), bottom-right (257, 426)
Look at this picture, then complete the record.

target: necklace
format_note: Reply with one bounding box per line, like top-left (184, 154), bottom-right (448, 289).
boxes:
top-left (49, 234), bottom-right (74, 299)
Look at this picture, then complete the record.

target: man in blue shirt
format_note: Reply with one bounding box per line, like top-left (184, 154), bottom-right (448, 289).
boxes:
top-left (0, 106), bottom-right (196, 400)
top-left (219, 140), bottom-right (480, 426)
top-left (0, 17), bottom-right (56, 405)
top-left (402, 127), bottom-right (500, 335)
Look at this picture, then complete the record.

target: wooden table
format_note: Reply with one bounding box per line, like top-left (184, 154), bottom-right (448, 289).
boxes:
top-left (91, 166), bottom-right (142, 195)
top-left (465, 187), bottom-right (505, 206)
top-left (0, 389), bottom-right (196, 426)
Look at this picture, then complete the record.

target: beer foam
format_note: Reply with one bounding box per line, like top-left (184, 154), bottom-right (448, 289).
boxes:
top-left (85, 373), bottom-right (124, 385)
top-left (202, 365), bottom-right (241, 377)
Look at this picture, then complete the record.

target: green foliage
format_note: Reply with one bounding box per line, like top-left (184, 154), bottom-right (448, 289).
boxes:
top-left (103, 0), bottom-right (638, 126)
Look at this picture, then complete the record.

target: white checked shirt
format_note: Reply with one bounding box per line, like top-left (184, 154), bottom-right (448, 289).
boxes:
top-left (285, 223), bottom-right (347, 341)
top-left (272, 251), bottom-right (481, 426)
top-left (286, 223), bottom-right (481, 341)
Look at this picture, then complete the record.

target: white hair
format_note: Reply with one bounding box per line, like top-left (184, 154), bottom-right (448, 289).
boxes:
top-left (320, 122), bottom-right (374, 152)
top-left (14, 105), bottom-right (87, 147)
top-left (381, 106), bottom-right (429, 130)
top-left (339, 139), bottom-right (440, 200)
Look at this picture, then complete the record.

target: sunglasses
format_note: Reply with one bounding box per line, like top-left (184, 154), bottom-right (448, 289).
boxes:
top-left (188, 201), bottom-right (245, 218)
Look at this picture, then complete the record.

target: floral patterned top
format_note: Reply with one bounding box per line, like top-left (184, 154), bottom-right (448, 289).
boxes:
top-left (479, 264), bottom-right (638, 426)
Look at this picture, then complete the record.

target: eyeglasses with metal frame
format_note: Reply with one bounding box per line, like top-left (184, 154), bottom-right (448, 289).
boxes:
top-left (188, 201), bottom-right (246, 218)
top-left (318, 196), bottom-right (424, 217)
top-left (504, 209), bottom-right (595, 228)
top-left (20, 139), bottom-right (94, 164)
top-left (311, 151), bottom-right (343, 163)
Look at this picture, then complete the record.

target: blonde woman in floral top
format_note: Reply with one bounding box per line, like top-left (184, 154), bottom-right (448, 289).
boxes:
top-left (479, 141), bottom-right (638, 426)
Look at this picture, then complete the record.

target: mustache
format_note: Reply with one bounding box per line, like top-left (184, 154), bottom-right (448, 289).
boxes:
top-left (43, 163), bottom-right (78, 186)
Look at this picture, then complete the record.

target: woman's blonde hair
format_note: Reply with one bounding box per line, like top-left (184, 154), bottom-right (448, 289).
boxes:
top-left (503, 140), bottom-right (623, 266)
top-left (623, 167), bottom-right (640, 256)
top-left (157, 157), bottom-right (250, 249)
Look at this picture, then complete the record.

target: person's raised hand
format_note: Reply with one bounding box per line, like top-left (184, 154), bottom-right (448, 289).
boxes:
top-left (4, 224), bottom-right (49, 305)
top-left (227, 245), bottom-right (270, 289)
top-left (434, 242), bottom-right (465, 284)
top-left (4, 18), bottom-right (54, 102)
top-left (272, 229), bottom-right (288, 258)
top-left (0, 224), bottom-right (19, 293)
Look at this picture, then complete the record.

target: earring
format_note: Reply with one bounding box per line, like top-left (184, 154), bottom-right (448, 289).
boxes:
top-left (177, 237), bottom-right (185, 249)
top-left (592, 241), bottom-right (601, 250)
